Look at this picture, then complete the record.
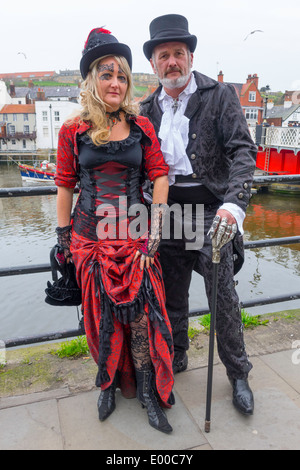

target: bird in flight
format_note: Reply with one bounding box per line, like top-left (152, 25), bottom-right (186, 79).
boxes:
top-left (244, 30), bottom-right (264, 41)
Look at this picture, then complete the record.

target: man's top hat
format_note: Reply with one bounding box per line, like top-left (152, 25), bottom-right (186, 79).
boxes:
top-left (143, 14), bottom-right (197, 60)
top-left (80, 27), bottom-right (132, 79)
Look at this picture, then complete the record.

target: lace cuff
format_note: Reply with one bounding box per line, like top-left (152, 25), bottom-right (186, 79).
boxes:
top-left (139, 204), bottom-right (168, 258)
top-left (56, 225), bottom-right (72, 257)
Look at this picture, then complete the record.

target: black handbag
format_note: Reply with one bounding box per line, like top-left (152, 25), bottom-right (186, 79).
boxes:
top-left (45, 244), bottom-right (82, 306)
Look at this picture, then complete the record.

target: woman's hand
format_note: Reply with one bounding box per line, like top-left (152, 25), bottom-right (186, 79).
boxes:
top-left (133, 250), bottom-right (155, 270)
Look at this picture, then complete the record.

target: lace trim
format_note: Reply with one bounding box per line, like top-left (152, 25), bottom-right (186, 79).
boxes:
top-left (79, 123), bottom-right (143, 155)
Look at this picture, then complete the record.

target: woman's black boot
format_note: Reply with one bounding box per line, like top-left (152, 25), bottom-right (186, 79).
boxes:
top-left (97, 377), bottom-right (116, 421)
top-left (135, 370), bottom-right (172, 434)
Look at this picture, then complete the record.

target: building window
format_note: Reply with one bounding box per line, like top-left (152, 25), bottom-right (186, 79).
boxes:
top-left (24, 125), bottom-right (30, 134)
top-left (54, 128), bottom-right (60, 138)
top-left (43, 127), bottom-right (49, 137)
top-left (23, 139), bottom-right (26, 149)
top-left (12, 139), bottom-right (16, 145)
top-left (24, 113), bottom-right (29, 121)
top-left (249, 92), bottom-right (256, 102)
top-left (245, 108), bottom-right (258, 120)
top-left (54, 111), bottom-right (60, 122)
top-left (13, 114), bottom-right (17, 121)
top-left (42, 111), bottom-right (48, 121)
top-left (3, 114), bottom-right (8, 122)
top-left (9, 125), bottom-right (16, 135)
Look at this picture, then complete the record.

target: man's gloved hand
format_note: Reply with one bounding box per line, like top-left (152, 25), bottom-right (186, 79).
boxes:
top-left (208, 209), bottom-right (237, 252)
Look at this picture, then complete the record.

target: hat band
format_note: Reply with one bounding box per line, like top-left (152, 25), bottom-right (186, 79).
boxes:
top-left (151, 27), bottom-right (192, 40)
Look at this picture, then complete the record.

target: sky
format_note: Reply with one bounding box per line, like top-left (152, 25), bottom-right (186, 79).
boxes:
top-left (1, 0), bottom-right (299, 92)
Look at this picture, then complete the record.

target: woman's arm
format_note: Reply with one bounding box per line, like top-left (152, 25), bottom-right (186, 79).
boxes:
top-left (152, 175), bottom-right (169, 204)
top-left (57, 186), bottom-right (74, 227)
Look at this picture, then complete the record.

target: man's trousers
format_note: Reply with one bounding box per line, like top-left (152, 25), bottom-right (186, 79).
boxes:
top-left (158, 201), bottom-right (253, 380)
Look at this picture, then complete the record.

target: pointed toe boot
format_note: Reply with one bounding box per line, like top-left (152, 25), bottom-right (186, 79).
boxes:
top-left (230, 378), bottom-right (254, 415)
top-left (97, 378), bottom-right (116, 422)
top-left (136, 370), bottom-right (173, 434)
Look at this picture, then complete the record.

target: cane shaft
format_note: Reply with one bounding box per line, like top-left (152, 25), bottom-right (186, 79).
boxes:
top-left (204, 256), bottom-right (219, 432)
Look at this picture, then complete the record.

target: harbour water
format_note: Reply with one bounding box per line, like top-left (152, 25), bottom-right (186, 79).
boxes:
top-left (0, 164), bottom-right (299, 342)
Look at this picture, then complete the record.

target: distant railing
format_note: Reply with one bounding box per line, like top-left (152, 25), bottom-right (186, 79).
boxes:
top-left (249, 125), bottom-right (300, 152)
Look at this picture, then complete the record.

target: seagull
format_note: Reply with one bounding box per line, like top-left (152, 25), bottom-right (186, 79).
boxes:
top-left (244, 30), bottom-right (264, 41)
top-left (17, 52), bottom-right (27, 59)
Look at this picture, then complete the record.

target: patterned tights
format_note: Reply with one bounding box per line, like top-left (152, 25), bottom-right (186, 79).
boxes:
top-left (130, 313), bottom-right (151, 371)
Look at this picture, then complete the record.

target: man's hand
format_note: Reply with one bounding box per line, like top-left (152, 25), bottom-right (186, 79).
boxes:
top-left (208, 209), bottom-right (237, 251)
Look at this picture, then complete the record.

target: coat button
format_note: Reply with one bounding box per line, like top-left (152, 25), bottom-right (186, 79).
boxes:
top-left (243, 183), bottom-right (248, 189)
top-left (238, 192), bottom-right (244, 199)
top-left (191, 154), bottom-right (196, 160)
top-left (192, 173), bottom-right (197, 178)
top-left (191, 133), bottom-right (197, 139)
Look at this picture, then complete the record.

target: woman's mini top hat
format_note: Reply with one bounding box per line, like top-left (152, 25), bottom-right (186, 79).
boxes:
top-left (143, 14), bottom-right (197, 60)
top-left (80, 27), bottom-right (132, 79)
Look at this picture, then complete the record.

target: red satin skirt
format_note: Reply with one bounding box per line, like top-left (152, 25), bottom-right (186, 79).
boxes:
top-left (70, 230), bottom-right (174, 408)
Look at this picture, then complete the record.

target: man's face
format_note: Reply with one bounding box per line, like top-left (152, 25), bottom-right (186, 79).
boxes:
top-left (150, 42), bottom-right (193, 90)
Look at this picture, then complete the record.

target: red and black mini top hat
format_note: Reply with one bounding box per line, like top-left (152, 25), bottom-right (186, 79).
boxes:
top-left (80, 27), bottom-right (132, 79)
top-left (143, 14), bottom-right (197, 60)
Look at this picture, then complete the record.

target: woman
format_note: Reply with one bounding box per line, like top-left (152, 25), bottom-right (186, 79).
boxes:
top-left (54, 28), bottom-right (174, 434)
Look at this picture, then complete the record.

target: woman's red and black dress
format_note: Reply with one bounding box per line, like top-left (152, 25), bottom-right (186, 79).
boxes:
top-left (55, 116), bottom-right (174, 408)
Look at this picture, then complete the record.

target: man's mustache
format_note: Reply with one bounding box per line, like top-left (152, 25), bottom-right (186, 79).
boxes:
top-left (164, 68), bottom-right (182, 77)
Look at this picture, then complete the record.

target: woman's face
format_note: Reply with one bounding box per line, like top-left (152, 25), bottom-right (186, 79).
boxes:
top-left (96, 56), bottom-right (128, 112)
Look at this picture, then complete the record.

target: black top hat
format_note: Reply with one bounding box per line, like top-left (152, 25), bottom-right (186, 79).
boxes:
top-left (80, 27), bottom-right (132, 79)
top-left (143, 14), bottom-right (197, 60)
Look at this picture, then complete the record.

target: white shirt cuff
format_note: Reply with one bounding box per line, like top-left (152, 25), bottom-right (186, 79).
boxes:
top-left (218, 202), bottom-right (245, 235)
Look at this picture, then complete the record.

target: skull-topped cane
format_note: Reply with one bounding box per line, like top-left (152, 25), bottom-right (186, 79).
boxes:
top-left (205, 215), bottom-right (237, 433)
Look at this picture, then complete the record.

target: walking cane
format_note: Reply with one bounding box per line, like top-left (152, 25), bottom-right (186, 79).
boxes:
top-left (204, 245), bottom-right (220, 433)
top-left (204, 215), bottom-right (237, 432)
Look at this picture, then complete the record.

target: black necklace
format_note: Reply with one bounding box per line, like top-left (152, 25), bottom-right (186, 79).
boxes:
top-left (106, 109), bottom-right (122, 129)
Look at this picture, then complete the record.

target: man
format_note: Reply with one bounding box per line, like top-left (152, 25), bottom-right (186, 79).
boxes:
top-left (141, 14), bottom-right (257, 415)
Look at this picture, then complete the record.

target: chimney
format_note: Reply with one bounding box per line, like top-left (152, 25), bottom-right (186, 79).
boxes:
top-left (252, 73), bottom-right (259, 88)
top-left (284, 92), bottom-right (292, 108)
top-left (218, 70), bottom-right (224, 83)
top-left (36, 88), bottom-right (46, 101)
top-left (9, 80), bottom-right (16, 97)
top-left (28, 79), bottom-right (34, 89)
top-left (267, 100), bottom-right (274, 110)
top-left (246, 74), bottom-right (252, 83)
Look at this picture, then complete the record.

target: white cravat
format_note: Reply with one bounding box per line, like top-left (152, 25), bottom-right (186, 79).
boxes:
top-left (158, 74), bottom-right (197, 186)
top-left (157, 74), bottom-right (245, 234)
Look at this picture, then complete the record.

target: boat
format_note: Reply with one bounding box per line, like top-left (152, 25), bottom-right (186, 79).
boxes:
top-left (18, 161), bottom-right (56, 183)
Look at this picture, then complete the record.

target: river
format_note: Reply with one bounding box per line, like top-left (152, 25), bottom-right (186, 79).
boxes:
top-left (0, 164), bottom-right (299, 342)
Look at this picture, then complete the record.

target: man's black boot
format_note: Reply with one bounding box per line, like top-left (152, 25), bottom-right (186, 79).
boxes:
top-left (172, 351), bottom-right (188, 374)
top-left (229, 377), bottom-right (254, 415)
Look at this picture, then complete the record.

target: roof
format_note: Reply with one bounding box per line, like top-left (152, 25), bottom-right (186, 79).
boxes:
top-left (0, 71), bottom-right (55, 79)
top-left (266, 103), bottom-right (300, 120)
top-left (0, 104), bottom-right (35, 114)
top-left (14, 86), bottom-right (80, 100)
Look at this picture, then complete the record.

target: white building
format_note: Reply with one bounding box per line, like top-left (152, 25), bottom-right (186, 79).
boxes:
top-left (0, 104), bottom-right (36, 152)
top-left (0, 80), bottom-right (12, 107)
top-left (35, 100), bottom-right (81, 149)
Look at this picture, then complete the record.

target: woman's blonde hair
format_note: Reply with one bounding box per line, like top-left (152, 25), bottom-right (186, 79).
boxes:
top-left (69, 55), bottom-right (139, 146)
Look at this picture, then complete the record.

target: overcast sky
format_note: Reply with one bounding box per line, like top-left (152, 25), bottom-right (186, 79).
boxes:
top-left (1, 0), bottom-right (299, 92)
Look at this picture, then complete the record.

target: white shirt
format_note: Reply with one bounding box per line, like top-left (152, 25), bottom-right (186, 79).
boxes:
top-left (157, 73), bottom-right (245, 234)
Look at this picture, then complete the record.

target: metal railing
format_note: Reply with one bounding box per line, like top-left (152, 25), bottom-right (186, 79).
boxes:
top-left (1, 178), bottom-right (300, 348)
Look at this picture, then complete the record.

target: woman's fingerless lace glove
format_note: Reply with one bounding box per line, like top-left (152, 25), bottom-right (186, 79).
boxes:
top-left (139, 204), bottom-right (168, 258)
top-left (56, 225), bottom-right (72, 259)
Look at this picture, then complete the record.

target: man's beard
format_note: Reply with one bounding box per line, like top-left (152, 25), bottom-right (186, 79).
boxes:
top-left (159, 72), bottom-right (191, 90)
